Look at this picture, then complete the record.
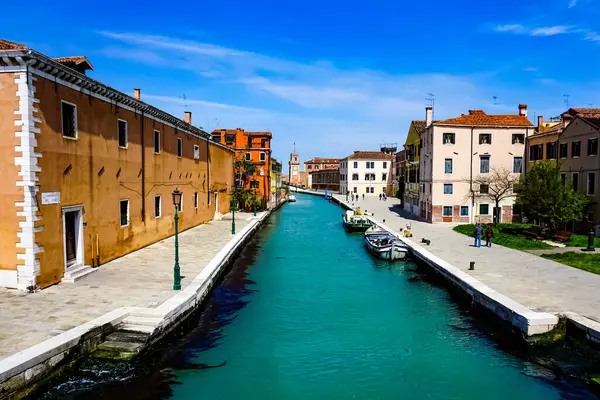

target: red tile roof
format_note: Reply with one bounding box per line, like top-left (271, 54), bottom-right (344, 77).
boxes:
top-left (412, 120), bottom-right (426, 134)
top-left (345, 151), bottom-right (394, 160)
top-left (53, 56), bottom-right (94, 72)
top-left (437, 109), bottom-right (533, 127)
top-left (569, 108), bottom-right (600, 118)
top-left (246, 131), bottom-right (272, 137)
top-left (0, 39), bottom-right (28, 50)
top-left (305, 157), bottom-right (341, 164)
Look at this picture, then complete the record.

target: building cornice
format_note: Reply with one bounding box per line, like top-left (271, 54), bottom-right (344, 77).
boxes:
top-left (0, 49), bottom-right (236, 152)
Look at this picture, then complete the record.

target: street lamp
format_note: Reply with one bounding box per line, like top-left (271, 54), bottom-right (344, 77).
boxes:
top-left (230, 198), bottom-right (237, 235)
top-left (172, 188), bottom-right (182, 291)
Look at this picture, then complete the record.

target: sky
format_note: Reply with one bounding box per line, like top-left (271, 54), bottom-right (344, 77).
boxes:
top-left (3, 0), bottom-right (600, 164)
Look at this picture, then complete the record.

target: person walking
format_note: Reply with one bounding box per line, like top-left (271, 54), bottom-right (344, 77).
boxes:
top-left (474, 222), bottom-right (483, 248)
top-left (362, 194), bottom-right (365, 200)
top-left (379, 193), bottom-right (382, 201)
top-left (485, 225), bottom-right (494, 247)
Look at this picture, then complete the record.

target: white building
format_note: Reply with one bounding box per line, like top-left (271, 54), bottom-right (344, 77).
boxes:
top-left (340, 151), bottom-right (393, 196)
top-left (420, 104), bottom-right (534, 223)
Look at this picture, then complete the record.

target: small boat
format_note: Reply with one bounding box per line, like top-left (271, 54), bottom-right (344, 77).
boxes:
top-left (287, 195), bottom-right (297, 202)
top-left (342, 209), bottom-right (373, 232)
top-left (364, 228), bottom-right (409, 261)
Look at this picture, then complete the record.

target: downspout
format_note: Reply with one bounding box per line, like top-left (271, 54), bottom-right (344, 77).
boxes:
top-left (206, 136), bottom-right (211, 206)
top-left (470, 127), bottom-right (474, 223)
top-left (140, 111), bottom-right (145, 222)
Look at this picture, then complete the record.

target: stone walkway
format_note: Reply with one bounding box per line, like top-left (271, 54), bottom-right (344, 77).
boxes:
top-left (336, 195), bottom-right (600, 322)
top-left (0, 213), bottom-right (253, 360)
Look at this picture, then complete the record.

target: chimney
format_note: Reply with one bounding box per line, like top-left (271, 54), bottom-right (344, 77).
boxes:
top-left (133, 88), bottom-right (141, 100)
top-left (562, 112), bottom-right (573, 128)
top-left (425, 106), bottom-right (433, 127)
top-left (518, 104), bottom-right (528, 117)
top-left (537, 115), bottom-right (543, 130)
top-left (184, 111), bottom-right (192, 125)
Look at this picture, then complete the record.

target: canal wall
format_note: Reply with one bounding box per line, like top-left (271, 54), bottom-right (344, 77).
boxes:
top-left (0, 207), bottom-right (279, 399)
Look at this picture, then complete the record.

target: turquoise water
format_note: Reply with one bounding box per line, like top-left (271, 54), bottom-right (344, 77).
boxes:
top-left (166, 194), bottom-right (585, 399)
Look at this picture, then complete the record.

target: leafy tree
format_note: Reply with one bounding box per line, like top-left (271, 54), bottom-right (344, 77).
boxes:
top-left (472, 167), bottom-right (520, 225)
top-left (515, 160), bottom-right (589, 233)
top-left (230, 155), bottom-right (266, 212)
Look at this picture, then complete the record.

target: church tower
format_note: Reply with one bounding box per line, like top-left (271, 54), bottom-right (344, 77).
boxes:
top-left (288, 152), bottom-right (300, 185)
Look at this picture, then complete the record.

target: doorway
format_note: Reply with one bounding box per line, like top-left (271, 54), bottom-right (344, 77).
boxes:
top-left (62, 206), bottom-right (84, 271)
top-left (214, 192), bottom-right (219, 217)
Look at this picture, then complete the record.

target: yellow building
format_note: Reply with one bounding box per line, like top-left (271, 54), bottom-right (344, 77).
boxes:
top-left (403, 120), bottom-right (426, 215)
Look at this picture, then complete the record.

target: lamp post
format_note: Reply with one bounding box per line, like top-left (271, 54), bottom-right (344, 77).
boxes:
top-left (230, 198), bottom-right (237, 235)
top-left (172, 188), bottom-right (182, 291)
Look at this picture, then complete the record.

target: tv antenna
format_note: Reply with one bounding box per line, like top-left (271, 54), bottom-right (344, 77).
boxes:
top-left (426, 92), bottom-right (435, 119)
top-left (563, 94), bottom-right (570, 109)
top-left (181, 93), bottom-right (188, 109)
top-left (493, 96), bottom-right (498, 105)
top-left (293, 141), bottom-right (296, 153)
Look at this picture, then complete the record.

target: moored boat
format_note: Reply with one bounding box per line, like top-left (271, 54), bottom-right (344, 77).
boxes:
top-left (342, 209), bottom-right (373, 232)
top-left (364, 228), bottom-right (409, 261)
top-left (288, 195), bottom-right (297, 202)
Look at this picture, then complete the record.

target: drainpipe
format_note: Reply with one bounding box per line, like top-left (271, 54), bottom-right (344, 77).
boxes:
top-left (206, 136), bottom-right (211, 206)
top-left (140, 110), bottom-right (146, 222)
top-left (470, 127), bottom-right (474, 223)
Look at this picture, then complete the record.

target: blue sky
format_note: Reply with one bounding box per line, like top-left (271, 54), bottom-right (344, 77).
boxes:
top-left (3, 0), bottom-right (600, 163)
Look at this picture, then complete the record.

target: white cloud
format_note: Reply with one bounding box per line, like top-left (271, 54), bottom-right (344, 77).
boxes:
top-left (538, 78), bottom-right (558, 85)
top-left (568, 0), bottom-right (578, 7)
top-left (495, 24), bottom-right (526, 33)
top-left (530, 25), bottom-right (573, 36)
top-left (523, 67), bottom-right (538, 72)
top-left (585, 31), bottom-right (600, 41)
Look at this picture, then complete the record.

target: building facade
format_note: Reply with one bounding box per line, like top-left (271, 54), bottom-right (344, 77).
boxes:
top-left (270, 158), bottom-right (283, 206)
top-left (211, 128), bottom-right (272, 207)
top-left (0, 39), bottom-right (234, 290)
top-left (304, 157), bottom-right (340, 173)
top-left (288, 152), bottom-right (301, 185)
top-left (403, 119), bottom-right (426, 214)
top-left (395, 150), bottom-right (406, 201)
top-left (420, 104), bottom-right (534, 223)
top-left (339, 151), bottom-right (393, 196)
top-left (310, 168), bottom-right (340, 191)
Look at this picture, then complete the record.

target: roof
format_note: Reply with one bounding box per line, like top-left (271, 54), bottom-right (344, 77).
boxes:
top-left (0, 39), bottom-right (28, 50)
top-left (246, 131), bottom-right (272, 137)
top-left (581, 116), bottom-right (600, 129)
top-left (53, 56), bottom-right (94, 72)
top-left (305, 157), bottom-right (341, 164)
top-left (436, 109), bottom-right (533, 127)
top-left (570, 108), bottom-right (600, 117)
top-left (345, 151), bottom-right (394, 160)
top-left (412, 120), bottom-right (427, 134)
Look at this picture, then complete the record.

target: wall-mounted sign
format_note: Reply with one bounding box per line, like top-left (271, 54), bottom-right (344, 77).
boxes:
top-left (41, 192), bottom-right (60, 205)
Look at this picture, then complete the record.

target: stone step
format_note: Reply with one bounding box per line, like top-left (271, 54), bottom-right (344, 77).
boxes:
top-left (104, 331), bottom-right (150, 344)
top-left (117, 323), bottom-right (155, 334)
top-left (62, 265), bottom-right (98, 283)
top-left (122, 316), bottom-right (163, 327)
top-left (92, 340), bottom-right (144, 360)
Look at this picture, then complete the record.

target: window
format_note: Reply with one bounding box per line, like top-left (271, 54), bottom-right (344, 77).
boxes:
top-left (529, 144), bottom-right (542, 161)
top-left (572, 141), bottom-right (581, 158)
top-left (588, 211), bottom-right (595, 223)
top-left (479, 204), bottom-right (489, 215)
top-left (512, 134), bottom-right (525, 144)
top-left (61, 101), bottom-right (77, 138)
top-left (546, 142), bottom-right (556, 159)
top-left (479, 133), bottom-right (492, 145)
top-left (512, 205), bottom-right (522, 216)
top-left (479, 184), bottom-right (489, 194)
top-left (260, 152), bottom-right (266, 162)
top-left (194, 192), bottom-right (198, 209)
top-left (480, 156), bottom-right (490, 173)
top-left (352, 173), bottom-right (359, 181)
top-left (443, 133), bottom-right (455, 144)
top-left (442, 206), bottom-right (453, 216)
top-left (443, 184), bottom-right (453, 194)
top-left (194, 144), bottom-right (200, 160)
top-left (154, 196), bottom-right (161, 218)
top-left (366, 161), bottom-right (371, 169)
top-left (294, 156), bottom-right (297, 161)
top-left (225, 134), bottom-right (235, 145)
top-left (247, 136), bottom-right (252, 147)
top-left (177, 137), bottom-right (182, 157)
top-left (308, 165), bottom-right (312, 170)
top-left (211, 134), bottom-right (221, 143)
top-left (588, 138), bottom-right (598, 156)
top-left (513, 157), bottom-right (523, 173)
top-left (588, 172), bottom-right (596, 196)
top-left (120, 199), bottom-right (129, 227)
top-left (154, 130), bottom-right (160, 153)
top-left (460, 206), bottom-right (469, 216)
top-left (118, 119), bottom-right (128, 148)
top-left (261, 138), bottom-right (267, 148)
top-left (382, 173), bottom-right (387, 181)
top-left (364, 173), bottom-right (375, 181)
top-left (245, 152), bottom-right (251, 161)
top-left (315, 165), bottom-right (319, 169)
top-left (444, 158), bottom-right (453, 174)
top-left (383, 162), bottom-right (387, 169)
top-left (353, 161), bottom-right (358, 168)
top-left (561, 173), bottom-right (566, 185)
top-left (353, 187), bottom-right (357, 193)
top-left (559, 143), bottom-right (568, 159)
top-left (572, 173), bottom-right (579, 192)
top-left (250, 180), bottom-right (259, 189)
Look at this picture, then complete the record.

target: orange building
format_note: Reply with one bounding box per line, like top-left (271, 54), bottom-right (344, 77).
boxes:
top-left (211, 128), bottom-right (272, 206)
top-left (0, 39), bottom-right (234, 290)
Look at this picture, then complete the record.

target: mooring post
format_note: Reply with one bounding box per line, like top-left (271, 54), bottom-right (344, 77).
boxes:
top-left (469, 261), bottom-right (475, 270)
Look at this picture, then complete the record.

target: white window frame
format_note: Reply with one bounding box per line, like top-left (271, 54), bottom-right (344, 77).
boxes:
top-left (177, 137), bottom-right (183, 157)
top-left (572, 141), bottom-right (581, 158)
top-left (260, 152), bottom-right (266, 162)
top-left (587, 172), bottom-right (596, 196)
top-left (479, 203), bottom-right (490, 215)
top-left (194, 192), bottom-right (199, 209)
top-left (460, 206), bottom-right (469, 217)
top-left (246, 152), bottom-right (251, 161)
top-left (154, 195), bottom-right (161, 218)
top-left (61, 100), bottom-right (78, 140)
top-left (118, 119), bottom-right (128, 148)
top-left (194, 144), bottom-right (200, 160)
top-left (480, 155), bottom-right (490, 174)
top-left (559, 142), bottom-right (568, 159)
top-left (120, 199), bottom-right (130, 227)
top-left (443, 183), bottom-right (453, 195)
top-left (444, 158), bottom-right (453, 174)
top-left (513, 156), bottom-right (523, 174)
top-left (442, 206), bottom-right (453, 217)
top-left (154, 130), bottom-right (160, 153)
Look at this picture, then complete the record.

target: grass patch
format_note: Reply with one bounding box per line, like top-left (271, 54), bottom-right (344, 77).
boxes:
top-left (453, 223), bottom-right (554, 251)
top-left (541, 252), bottom-right (600, 275)
top-left (565, 233), bottom-right (600, 248)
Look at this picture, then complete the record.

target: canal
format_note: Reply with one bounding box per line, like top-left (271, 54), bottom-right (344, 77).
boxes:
top-left (35, 193), bottom-right (594, 399)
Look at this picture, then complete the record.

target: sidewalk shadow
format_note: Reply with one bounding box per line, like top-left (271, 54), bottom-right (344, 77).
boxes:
top-left (386, 204), bottom-right (428, 223)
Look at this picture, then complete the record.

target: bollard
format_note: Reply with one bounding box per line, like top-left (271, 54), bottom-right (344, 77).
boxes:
top-left (469, 261), bottom-right (475, 270)
top-left (584, 230), bottom-right (596, 252)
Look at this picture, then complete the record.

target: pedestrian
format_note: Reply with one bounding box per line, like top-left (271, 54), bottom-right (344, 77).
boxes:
top-left (474, 222), bottom-right (483, 248)
top-left (362, 193), bottom-right (365, 200)
top-left (485, 225), bottom-right (494, 247)
top-left (379, 193), bottom-right (382, 201)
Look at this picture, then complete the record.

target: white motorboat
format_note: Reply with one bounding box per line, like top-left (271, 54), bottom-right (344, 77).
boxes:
top-left (287, 195), bottom-right (297, 202)
top-left (364, 228), bottom-right (409, 261)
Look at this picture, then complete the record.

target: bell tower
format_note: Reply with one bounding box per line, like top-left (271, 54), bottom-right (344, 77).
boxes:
top-left (289, 152), bottom-right (300, 185)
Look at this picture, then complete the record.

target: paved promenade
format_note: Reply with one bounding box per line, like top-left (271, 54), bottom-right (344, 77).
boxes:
top-left (336, 195), bottom-right (600, 322)
top-left (0, 213), bottom-right (253, 360)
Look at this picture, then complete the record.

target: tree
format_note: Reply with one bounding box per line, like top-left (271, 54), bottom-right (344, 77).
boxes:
top-left (472, 167), bottom-right (520, 224)
top-left (515, 160), bottom-right (589, 233)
